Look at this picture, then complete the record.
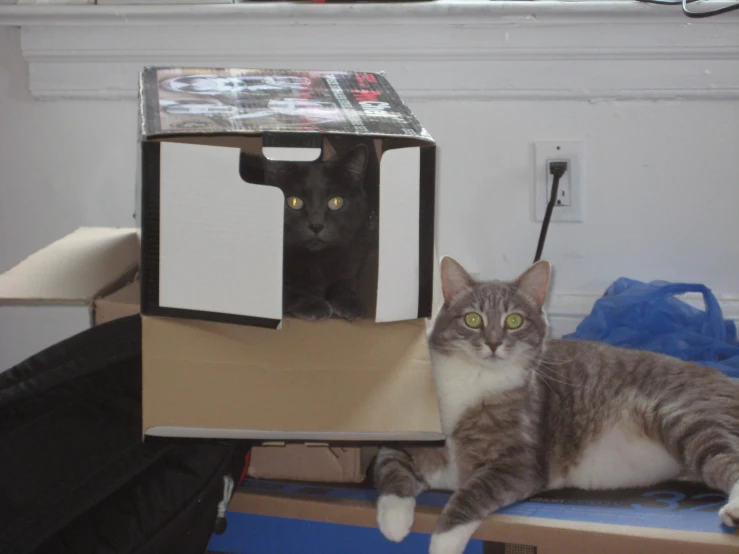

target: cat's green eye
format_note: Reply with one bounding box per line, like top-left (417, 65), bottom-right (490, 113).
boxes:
top-left (327, 197), bottom-right (344, 211)
top-left (505, 313), bottom-right (524, 330)
top-left (464, 312), bottom-right (483, 329)
top-left (287, 196), bottom-right (304, 210)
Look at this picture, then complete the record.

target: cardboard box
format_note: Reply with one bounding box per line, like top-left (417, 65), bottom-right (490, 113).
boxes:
top-left (246, 445), bottom-right (376, 484)
top-left (136, 67), bottom-right (443, 443)
top-left (138, 67), bottom-right (436, 328)
top-left (94, 279), bottom-right (141, 325)
top-left (208, 479), bottom-right (739, 554)
top-left (0, 227), bottom-right (140, 370)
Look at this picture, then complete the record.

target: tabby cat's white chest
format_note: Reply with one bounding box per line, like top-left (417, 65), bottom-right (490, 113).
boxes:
top-left (431, 352), bottom-right (527, 436)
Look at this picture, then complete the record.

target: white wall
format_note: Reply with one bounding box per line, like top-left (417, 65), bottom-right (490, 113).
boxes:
top-left (424, 100), bottom-right (739, 292)
top-left (1, 8), bottom-right (739, 367)
top-left (0, 26), bottom-right (137, 369)
top-left (0, 27), bottom-right (136, 268)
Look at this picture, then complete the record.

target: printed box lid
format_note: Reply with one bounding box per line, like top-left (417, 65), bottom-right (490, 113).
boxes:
top-left (140, 67), bottom-right (435, 141)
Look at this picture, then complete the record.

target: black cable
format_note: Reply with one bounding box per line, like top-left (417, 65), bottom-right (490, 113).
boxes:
top-left (636, 0), bottom-right (739, 18)
top-left (534, 161), bottom-right (568, 263)
top-left (682, 0), bottom-right (739, 18)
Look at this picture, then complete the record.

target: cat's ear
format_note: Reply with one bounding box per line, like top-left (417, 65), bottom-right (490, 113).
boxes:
top-left (337, 144), bottom-right (369, 186)
top-left (440, 256), bottom-right (474, 304)
top-left (515, 260), bottom-right (551, 310)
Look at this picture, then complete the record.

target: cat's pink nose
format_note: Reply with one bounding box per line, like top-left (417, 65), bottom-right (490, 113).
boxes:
top-left (309, 223), bottom-right (324, 234)
top-left (487, 342), bottom-right (500, 354)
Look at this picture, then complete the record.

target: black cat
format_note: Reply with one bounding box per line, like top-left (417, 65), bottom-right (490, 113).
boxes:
top-left (262, 144), bottom-right (375, 322)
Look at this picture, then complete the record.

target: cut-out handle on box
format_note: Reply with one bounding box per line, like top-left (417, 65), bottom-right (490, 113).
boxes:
top-left (262, 147), bottom-right (321, 162)
top-left (262, 132), bottom-right (322, 162)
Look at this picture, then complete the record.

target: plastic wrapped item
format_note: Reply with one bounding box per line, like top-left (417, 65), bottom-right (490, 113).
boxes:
top-left (564, 278), bottom-right (739, 378)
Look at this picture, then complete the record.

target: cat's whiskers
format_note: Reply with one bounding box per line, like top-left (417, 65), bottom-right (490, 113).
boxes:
top-left (538, 361), bottom-right (577, 381)
top-left (537, 367), bottom-right (580, 388)
top-left (530, 367), bottom-right (556, 395)
top-left (524, 353), bottom-right (581, 388)
top-left (535, 365), bottom-right (581, 387)
top-left (536, 351), bottom-right (578, 367)
top-left (536, 352), bottom-right (582, 380)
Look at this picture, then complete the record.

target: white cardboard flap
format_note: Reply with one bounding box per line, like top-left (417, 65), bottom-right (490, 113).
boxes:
top-left (158, 142), bottom-right (284, 320)
top-left (0, 227), bottom-right (140, 305)
top-left (375, 147), bottom-right (421, 322)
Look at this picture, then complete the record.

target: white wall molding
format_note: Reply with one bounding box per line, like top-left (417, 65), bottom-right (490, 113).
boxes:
top-left (0, 1), bottom-right (733, 25)
top-left (1, 2), bottom-right (738, 101)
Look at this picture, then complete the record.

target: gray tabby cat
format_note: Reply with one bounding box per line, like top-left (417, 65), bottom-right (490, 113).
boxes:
top-left (375, 256), bottom-right (739, 554)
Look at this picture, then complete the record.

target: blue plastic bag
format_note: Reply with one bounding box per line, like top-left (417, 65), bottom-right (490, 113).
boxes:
top-left (563, 278), bottom-right (739, 379)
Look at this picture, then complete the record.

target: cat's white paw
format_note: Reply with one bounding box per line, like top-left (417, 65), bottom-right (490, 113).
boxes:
top-left (719, 499), bottom-right (739, 527)
top-left (429, 521), bottom-right (480, 554)
top-left (377, 495), bottom-right (415, 543)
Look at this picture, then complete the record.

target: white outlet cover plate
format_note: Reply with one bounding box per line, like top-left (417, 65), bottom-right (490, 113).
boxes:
top-left (534, 141), bottom-right (585, 223)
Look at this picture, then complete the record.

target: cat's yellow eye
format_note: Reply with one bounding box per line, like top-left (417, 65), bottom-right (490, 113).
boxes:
top-left (464, 312), bottom-right (483, 329)
top-left (327, 197), bottom-right (344, 211)
top-left (287, 196), bottom-right (304, 210)
top-left (505, 313), bottom-right (524, 330)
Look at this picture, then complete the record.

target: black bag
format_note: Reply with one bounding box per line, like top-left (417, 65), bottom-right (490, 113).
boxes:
top-left (0, 315), bottom-right (249, 554)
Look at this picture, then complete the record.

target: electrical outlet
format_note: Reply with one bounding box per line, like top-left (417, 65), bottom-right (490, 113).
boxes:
top-left (546, 158), bottom-right (571, 207)
top-left (534, 141), bottom-right (584, 222)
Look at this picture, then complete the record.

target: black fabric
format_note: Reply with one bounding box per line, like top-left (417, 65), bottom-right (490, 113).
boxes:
top-left (0, 315), bottom-right (249, 554)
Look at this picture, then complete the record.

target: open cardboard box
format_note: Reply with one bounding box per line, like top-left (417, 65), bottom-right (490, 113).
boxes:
top-left (0, 227), bottom-right (140, 370)
top-left (138, 67), bottom-right (436, 328)
top-left (135, 67), bottom-right (444, 443)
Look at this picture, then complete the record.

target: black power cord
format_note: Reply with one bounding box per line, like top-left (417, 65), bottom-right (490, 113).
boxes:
top-left (534, 160), bottom-right (568, 263)
top-left (636, 0), bottom-right (739, 18)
